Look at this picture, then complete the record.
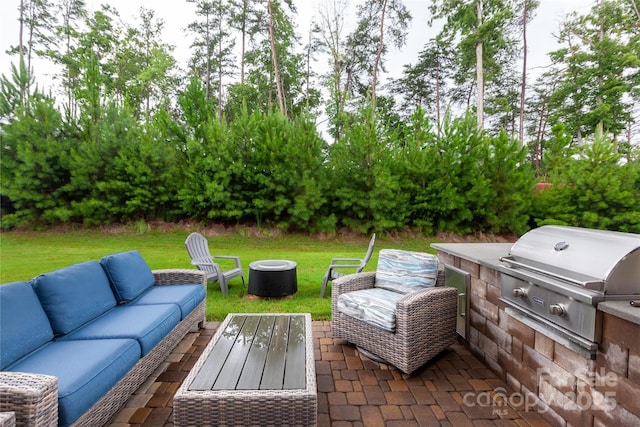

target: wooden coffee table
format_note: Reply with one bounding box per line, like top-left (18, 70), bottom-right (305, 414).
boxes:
top-left (174, 313), bottom-right (317, 426)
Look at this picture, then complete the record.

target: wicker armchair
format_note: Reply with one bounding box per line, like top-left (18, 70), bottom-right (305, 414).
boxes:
top-left (331, 270), bottom-right (457, 375)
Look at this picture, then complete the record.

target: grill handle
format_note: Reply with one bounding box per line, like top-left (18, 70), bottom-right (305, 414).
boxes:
top-left (500, 256), bottom-right (604, 291)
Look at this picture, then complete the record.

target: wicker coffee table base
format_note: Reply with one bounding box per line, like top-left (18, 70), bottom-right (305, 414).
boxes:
top-left (173, 313), bottom-right (317, 427)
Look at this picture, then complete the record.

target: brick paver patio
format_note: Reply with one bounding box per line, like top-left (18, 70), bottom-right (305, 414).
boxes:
top-left (106, 321), bottom-right (552, 427)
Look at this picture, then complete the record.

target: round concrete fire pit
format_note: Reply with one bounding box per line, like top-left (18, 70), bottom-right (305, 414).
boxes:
top-left (248, 260), bottom-right (297, 297)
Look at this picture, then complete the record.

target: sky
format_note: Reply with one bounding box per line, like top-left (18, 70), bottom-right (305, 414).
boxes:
top-left (0, 0), bottom-right (596, 95)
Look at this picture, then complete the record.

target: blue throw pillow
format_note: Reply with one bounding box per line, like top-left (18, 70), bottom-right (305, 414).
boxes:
top-left (0, 281), bottom-right (55, 369)
top-left (100, 250), bottom-right (155, 303)
top-left (374, 249), bottom-right (439, 294)
top-left (30, 261), bottom-right (117, 336)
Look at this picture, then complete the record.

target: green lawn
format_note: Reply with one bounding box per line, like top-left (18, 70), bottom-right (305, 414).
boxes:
top-left (0, 228), bottom-right (442, 320)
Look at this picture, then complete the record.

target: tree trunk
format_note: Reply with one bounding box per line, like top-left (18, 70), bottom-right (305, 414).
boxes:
top-left (63, 1), bottom-right (75, 119)
top-left (205, 12), bottom-right (211, 101)
top-left (19, 0), bottom-right (25, 64)
top-left (318, 0), bottom-right (348, 138)
top-left (218, 28), bottom-right (223, 120)
top-left (27, 0), bottom-right (34, 75)
top-left (18, 0), bottom-right (26, 108)
top-left (217, 4), bottom-right (223, 121)
top-left (305, 25), bottom-right (311, 108)
top-left (435, 61), bottom-right (441, 137)
top-left (595, 0), bottom-right (604, 139)
top-left (268, 0), bottom-right (285, 114)
top-left (145, 29), bottom-right (151, 119)
top-left (534, 101), bottom-right (549, 177)
top-left (519, 0), bottom-right (528, 146)
top-left (240, 0), bottom-right (247, 84)
top-left (372, 0), bottom-right (388, 106)
top-left (630, 0), bottom-right (640, 25)
top-left (476, 0), bottom-right (484, 131)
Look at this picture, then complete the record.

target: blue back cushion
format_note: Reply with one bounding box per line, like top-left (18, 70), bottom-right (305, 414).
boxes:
top-left (131, 284), bottom-right (205, 319)
top-left (374, 249), bottom-right (439, 294)
top-left (100, 250), bottom-right (155, 303)
top-left (0, 282), bottom-right (55, 369)
top-left (31, 261), bottom-right (117, 336)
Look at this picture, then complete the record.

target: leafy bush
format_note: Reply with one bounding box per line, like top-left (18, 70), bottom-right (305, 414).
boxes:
top-left (2, 77), bottom-right (634, 236)
top-left (176, 79), bottom-right (328, 231)
top-left (327, 106), bottom-right (407, 233)
top-left (399, 111), bottom-right (534, 235)
top-left (0, 97), bottom-right (73, 227)
top-left (531, 137), bottom-right (640, 233)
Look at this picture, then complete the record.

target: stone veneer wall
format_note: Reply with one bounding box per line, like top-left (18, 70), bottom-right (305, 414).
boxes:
top-left (436, 251), bottom-right (640, 427)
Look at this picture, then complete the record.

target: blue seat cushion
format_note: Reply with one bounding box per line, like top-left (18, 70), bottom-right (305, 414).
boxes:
top-left (30, 261), bottom-right (117, 335)
top-left (374, 249), bottom-right (439, 294)
top-left (6, 338), bottom-right (140, 427)
top-left (130, 284), bottom-right (205, 319)
top-left (100, 250), bottom-right (156, 303)
top-left (0, 282), bottom-right (55, 370)
top-left (59, 304), bottom-right (181, 356)
top-left (337, 288), bottom-right (404, 333)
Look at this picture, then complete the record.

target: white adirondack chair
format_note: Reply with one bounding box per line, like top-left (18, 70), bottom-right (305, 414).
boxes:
top-left (184, 232), bottom-right (245, 296)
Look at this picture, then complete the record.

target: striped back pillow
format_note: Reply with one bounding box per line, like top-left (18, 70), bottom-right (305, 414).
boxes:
top-left (374, 249), bottom-right (439, 294)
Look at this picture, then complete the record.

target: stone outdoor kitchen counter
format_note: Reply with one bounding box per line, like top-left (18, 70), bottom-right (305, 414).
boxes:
top-left (432, 242), bottom-right (640, 427)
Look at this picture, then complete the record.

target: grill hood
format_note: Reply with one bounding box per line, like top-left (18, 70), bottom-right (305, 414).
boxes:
top-left (500, 225), bottom-right (640, 295)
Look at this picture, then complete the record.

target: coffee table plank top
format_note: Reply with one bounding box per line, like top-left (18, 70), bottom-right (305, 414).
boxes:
top-left (260, 315), bottom-right (291, 390)
top-left (188, 315), bottom-right (245, 391)
top-left (188, 314), bottom-right (307, 391)
top-left (283, 315), bottom-right (306, 389)
top-left (236, 315), bottom-right (275, 390)
top-left (212, 315), bottom-right (261, 390)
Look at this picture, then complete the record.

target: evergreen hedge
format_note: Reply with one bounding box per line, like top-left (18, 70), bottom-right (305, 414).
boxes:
top-left (2, 80), bottom-right (639, 235)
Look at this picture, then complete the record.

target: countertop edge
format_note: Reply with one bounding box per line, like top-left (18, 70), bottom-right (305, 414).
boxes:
top-left (431, 242), bottom-right (513, 267)
top-left (598, 301), bottom-right (640, 326)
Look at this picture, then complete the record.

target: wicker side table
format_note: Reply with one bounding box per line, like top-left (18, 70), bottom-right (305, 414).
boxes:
top-left (174, 313), bottom-right (317, 427)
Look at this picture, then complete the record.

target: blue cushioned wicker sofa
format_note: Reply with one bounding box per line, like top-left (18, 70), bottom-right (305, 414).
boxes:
top-left (0, 250), bottom-right (207, 427)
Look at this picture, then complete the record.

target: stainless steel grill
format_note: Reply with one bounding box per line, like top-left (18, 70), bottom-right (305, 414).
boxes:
top-left (499, 225), bottom-right (640, 350)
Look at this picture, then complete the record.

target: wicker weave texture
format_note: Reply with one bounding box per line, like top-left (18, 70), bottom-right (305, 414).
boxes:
top-left (174, 313), bottom-right (317, 427)
top-left (1, 269), bottom-right (207, 427)
top-left (152, 269), bottom-right (208, 287)
top-left (0, 411), bottom-right (15, 427)
top-left (0, 373), bottom-right (57, 427)
top-left (331, 270), bottom-right (457, 375)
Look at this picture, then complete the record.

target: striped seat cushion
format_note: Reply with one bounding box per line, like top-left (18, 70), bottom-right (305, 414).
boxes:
top-left (337, 288), bottom-right (404, 333)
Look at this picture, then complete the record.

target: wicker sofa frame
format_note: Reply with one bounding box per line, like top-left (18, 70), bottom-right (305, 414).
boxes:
top-left (331, 270), bottom-right (457, 375)
top-left (0, 269), bottom-right (207, 427)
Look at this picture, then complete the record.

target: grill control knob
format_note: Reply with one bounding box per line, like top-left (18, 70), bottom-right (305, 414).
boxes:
top-left (549, 304), bottom-right (567, 317)
top-left (512, 288), bottom-right (527, 299)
